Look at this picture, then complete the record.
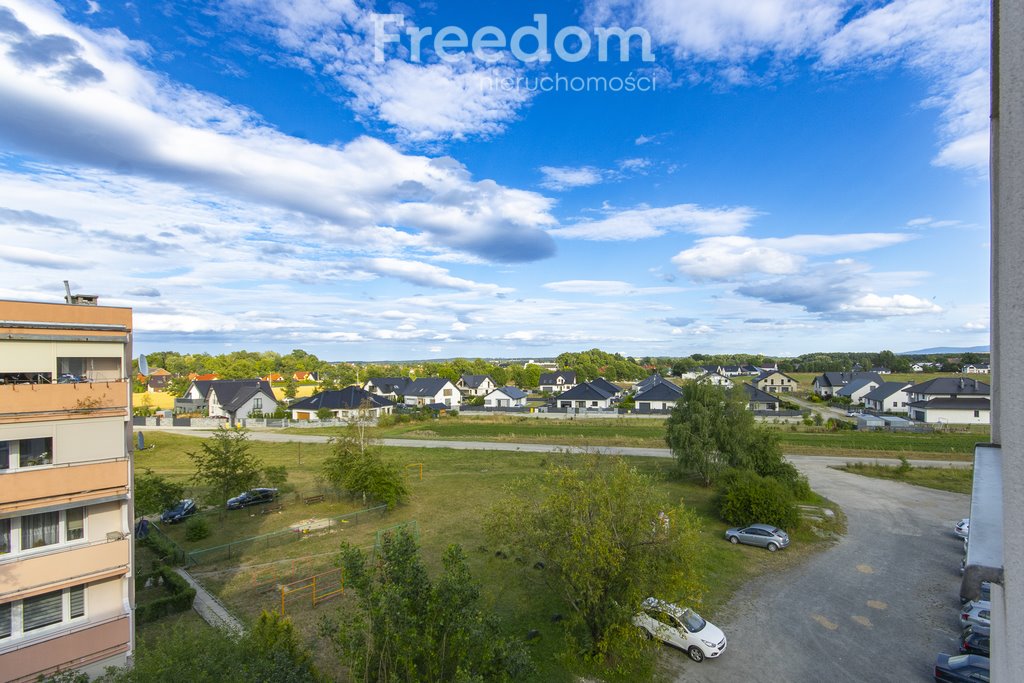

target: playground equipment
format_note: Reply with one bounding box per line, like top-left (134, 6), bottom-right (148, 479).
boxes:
top-left (278, 567), bottom-right (344, 616)
top-left (405, 462), bottom-right (424, 480)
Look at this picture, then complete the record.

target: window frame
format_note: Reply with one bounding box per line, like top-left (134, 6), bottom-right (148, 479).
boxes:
top-left (0, 507), bottom-right (89, 558)
top-left (0, 437), bottom-right (54, 471)
top-left (0, 584), bottom-right (87, 643)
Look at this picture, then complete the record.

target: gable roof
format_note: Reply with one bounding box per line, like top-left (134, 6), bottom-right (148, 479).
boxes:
top-left (149, 368), bottom-right (171, 376)
top-left (366, 377), bottom-right (412, 394)
top-left (539, 371), bottom-right (576, 385)
top-left (206, 380), bottom-right (276, 412)
top-left (814, 371), bottom-right (883, 388)
top-left (459, 374), bottom-right (493, 389)
top-left (634, 380), bottom-right (683, 402)
top-left (189, 372), bottom-right (219, 381)
top-left (589, 377), bottom-right (621, 395)
top-left (743, 383), bottom-right (778, 404)
top-left (755, 369), bottom-right (798, 383)
top-left (291, 386), bottom-right (393, 411)
top-left (836, 378), bottom-right (879, 397)
top-left (405, 377), bottom-right (455, 397)
top-left (556, 382), bottom-right (614, 401)
top-left (910, 397), bottom-right (991, 411)
top-left (907, 377), bottom-right (990, 396)
top-left (862, 382), bottom-right (912, 402)
top-left (488, 386), bottom-right (529, 400)
top-left (633, 374), bottom-right (664, 392)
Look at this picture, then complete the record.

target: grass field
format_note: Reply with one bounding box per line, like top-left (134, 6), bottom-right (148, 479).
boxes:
top-left (835, 461), bottom-right (974, 494)
top-left (285, 414), bottom-right (986, 460)
top-left (136, 429), bottom-right (843, 681)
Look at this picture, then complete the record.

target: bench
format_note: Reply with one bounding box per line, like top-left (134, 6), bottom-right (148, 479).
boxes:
top-left (304, 494), bottom-right (325, 505)
top-left (260, 504), bottom-right (284, 515)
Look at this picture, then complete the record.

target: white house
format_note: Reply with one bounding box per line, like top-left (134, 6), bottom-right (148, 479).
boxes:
top-left (633, 379), bottom-right (683, 412)
top-left (403, 378), bottom-right (461, 409)
top-left (363, 377), bottom-right (412, 399)
top-left (836, 378), bottom-right (881, 405)
top-left (185, 379), bottom-right (278, 424)
top-left (862, 382), bottom-right (913, 414)
top-left (555, 382), bottom-right (616, 410)
top-left (457, 374), bottom-right (497, 397)
top-left (696, 372), bottom-right (734, 388)
top-left (484, 386), bottom-right (529, 408)
top-left (754, 370), bottom-right (799, 394)
top-left (962, 363), bottom-right (991, 374)
top-left (290, 387), bottom-right (394, 421)
top-left (539, 371), bottom-right (577, 394)
top-left (906, 377), bottom-right (991, 424)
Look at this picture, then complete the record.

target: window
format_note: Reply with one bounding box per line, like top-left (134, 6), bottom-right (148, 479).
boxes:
top-left (0, 602), bottom-right (10, 639)
top-left (1, 585), bottom-right (86, 642)
top-left (21, 512), bottom-right (59, 549)
top-left (253, 397), bottom-right (263, 410)
top-left (5, 508), bottom-right (86, 555)
top-left (0, 441), bottom-right (7, 470)
top-left (70, 586), bottom-right (85, 619)
top-left (23, 590), bottom-right (63, 632)
top-left (975, 410), bottom-right (981, 418)
top-left (0, 438), bottom-right (53, 470)
top-left (0, 518), bottom-right (9, 555)
top-left (66, 508), bottom-right (84, 541)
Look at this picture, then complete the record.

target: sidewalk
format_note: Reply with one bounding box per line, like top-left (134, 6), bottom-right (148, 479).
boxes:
top-left (173, 567), bottom-right (245, 634)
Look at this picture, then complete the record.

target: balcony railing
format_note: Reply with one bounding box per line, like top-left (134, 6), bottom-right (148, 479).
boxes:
top-left (0, 614), bottom-right (131, 683)
top-left (0, 537), bottom-right (131, 602)
top-left (961, 443), bottom-right (1004, 601)
top-left (0, 458), bottom-right (130, 514)
top-left (0, 380), bottom-right (129, 423)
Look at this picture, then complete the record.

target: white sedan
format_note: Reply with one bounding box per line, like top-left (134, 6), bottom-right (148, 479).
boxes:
top-left (633, 598), bottom-right (727, 662)
top-left (955, 518), bottom-right (970, 539)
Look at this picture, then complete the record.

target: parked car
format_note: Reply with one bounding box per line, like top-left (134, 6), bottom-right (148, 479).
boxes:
top-left (845, 410), bottom-right (859, 417)
top-left (934, 653), bottom-right (989, 682)
top-left (57, 373), bottom-right (87, 384)
top-left (226, 488), bottom-right (278, 510)
top-left (959, 626), bottom-right (991, 656)
top-left (960, 581), bottom-right (991, 605)
top-left (633, 598), bottom-right (726, 662)
top-left (960, 601), bottom-right (991, 631)
top-left (724, 524), bottom-right (790, 552)
top-left (160, 499), bottom-right (197, 524)
top-left (955, 518), bottom-right (970, 539)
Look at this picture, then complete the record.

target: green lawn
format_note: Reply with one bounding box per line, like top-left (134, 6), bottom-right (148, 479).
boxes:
top-left (136, 430), bottom-right (842, 682)
top-left (835, 462), bottom-right (974, 494)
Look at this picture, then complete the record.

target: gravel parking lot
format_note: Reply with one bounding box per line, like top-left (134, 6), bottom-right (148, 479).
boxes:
top-left (670, 455), bottom-right (970, 682)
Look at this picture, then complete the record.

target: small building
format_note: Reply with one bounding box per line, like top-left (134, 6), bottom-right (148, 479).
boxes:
top-left (290, 386), bottom-right (394, 420)
top-left (484, 386), bottom-right (529, 408)
top-left (589, 376), bottom-right (623, 398)
top-left (962, 363), bottom-right (991, 374)
top-left (862, 382), bottom-right (913, 414)
top-left (363, 377), bottom-right (413, 399)
top-left (744, 383), bottom-right (780, 412)
top-left (539, 371), bottom-right (577, 394)
top-left (555, 382), bottom-right (616, 410)
top-left (836, 378), bottom-right (881, 405)
top-left (905, 377), bottom-right (991, 424)
top-left (183, 379), bottom-right (277, 424)
top-left (753, 370), bottom-right (799, 394)
top-left (146, 367), bottom-right (171, 392)
top-left (812, 371), bottom-right (884, 398)
top-left (696, 371), bottom-right (734, 388)
top-left (457, 374), bottom-right (497, 397)
top-left (403, 378), bottom-right (461, 409)
top-left (633, 379), bottom-right (683, 412)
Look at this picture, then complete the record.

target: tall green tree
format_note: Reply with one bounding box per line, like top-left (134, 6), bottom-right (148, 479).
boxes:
top-left (333, 528), bottom-right (531, 683)
top-left (322, 426), bottom-right (409, 509)
top-left (188, 428), bottom-right (263, 506)
top-left (486, 457), bottom-right (703, 664)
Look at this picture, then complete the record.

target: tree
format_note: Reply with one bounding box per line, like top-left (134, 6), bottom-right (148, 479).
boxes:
top-left (284, 376), bottom-right (299, 400)
top-left (166, 376), bottom-right (192, 398)
top-left (322, 426), bottom-right (409, 508)
top-left (188, 428), bottom-right (263, 506)
top-left (486, 457), bottom-right (703, 664)
top-left (333, 528), bottom-right (531, 683)
top-left (134, 468), bottom-right (185, 518)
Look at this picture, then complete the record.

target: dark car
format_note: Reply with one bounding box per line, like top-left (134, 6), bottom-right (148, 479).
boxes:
top-left (959, 626), bottom-right (990, 656)
top-left (226, 488), bottom-right (278, 510)
top-left (160, 499), bottom-right (197, 524)
top-left (934, 653), bottom-right (989, 682)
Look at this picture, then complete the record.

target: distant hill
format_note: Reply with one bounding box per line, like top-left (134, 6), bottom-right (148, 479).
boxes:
top-left (899, 346), bottom-right (990, 355)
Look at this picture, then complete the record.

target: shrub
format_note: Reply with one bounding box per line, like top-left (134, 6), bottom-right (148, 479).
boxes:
top-left (717, 469), bottom-right (798, 530)
top-left (134, 565), bottom-right (196, 623)
top-left (184, 517), bottom-right (211, 542)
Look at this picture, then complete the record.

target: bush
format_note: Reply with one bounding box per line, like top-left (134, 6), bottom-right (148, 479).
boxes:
top-left (717, 469), bottom-right (798, 530)
top-left (134, 565), bottom-right (196, 624)
top-left (184, 517), bottom-right (211, 542)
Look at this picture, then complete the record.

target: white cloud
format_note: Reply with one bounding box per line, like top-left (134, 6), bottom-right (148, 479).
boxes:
top-left (543, 280), bottom-right (682, 296)
top-left (360, 257), bottom-right (512, 294)
top-left (539, 165), bottom-right (605, 191)
top-left (551, 203), bottom-right (758, 241)
top-left (838, 293), bottom-right (942, 317)
top-left (85, 1), bottom-right (100, 15)
top-left (0, 1), bottom-right (557, 263)
top-left (618, 157), bottom-right (652, 173)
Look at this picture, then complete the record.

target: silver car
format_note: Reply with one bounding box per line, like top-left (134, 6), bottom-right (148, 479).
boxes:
top-left (725, 524), bottom-right (790, 552)
top-left (960, 601), bottom-right (991, 631)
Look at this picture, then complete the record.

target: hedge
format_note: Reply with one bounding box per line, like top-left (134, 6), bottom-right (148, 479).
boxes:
top-left (135, 565), bottom-right (196, 624)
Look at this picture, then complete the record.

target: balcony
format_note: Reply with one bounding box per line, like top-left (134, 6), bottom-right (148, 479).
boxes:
top-left (0, 459), bottom-right (129, 514)
top-left (0, 537), bottom-right (130, 601)
top-left (0, 381), bottom-right (129, 424)
top-left (0, 615), bottom-right (131, 683)
top-left (960, 444), bottom-right (1004, 601)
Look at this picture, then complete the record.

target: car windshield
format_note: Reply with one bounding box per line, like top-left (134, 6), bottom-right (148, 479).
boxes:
top-left (679, 608), bottom-right (706, 632)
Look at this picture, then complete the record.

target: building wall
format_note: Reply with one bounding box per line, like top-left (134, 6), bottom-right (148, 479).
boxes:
top-left (922, 407), bottom-right (991, 425)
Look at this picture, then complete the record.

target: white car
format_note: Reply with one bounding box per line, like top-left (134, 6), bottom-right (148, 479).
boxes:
top-left (960, 600), bottom-right (991, 631)
top-left (955, 518), bottom-right (970, 539)
top-left (633, 598), bottom-right (727, 662)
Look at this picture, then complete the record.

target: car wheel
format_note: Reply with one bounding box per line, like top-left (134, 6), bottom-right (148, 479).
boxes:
top-left (767, 542), bottom-right (778, 552)
top-left (688, 646), bottom-right (705, 663)
top-left (728, 536), bottom-right (739, 544)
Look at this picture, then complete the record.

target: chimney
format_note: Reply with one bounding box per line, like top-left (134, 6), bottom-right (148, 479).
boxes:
top-left (62, 280), bottom-right (99, 306)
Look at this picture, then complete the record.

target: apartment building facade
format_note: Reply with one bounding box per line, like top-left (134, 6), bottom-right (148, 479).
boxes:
top-left (0, 299), bottom-right (134, 681)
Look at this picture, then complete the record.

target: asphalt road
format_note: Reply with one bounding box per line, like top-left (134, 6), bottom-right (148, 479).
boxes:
top-left (670, 458), bottom-right (970, 683)
top-left (145, 427), bottom-right (971, 680)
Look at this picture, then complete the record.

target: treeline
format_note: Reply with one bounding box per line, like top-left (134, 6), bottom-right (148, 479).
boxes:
top-left (555, 348), bottom-right (648, 381)
top-left (642, 350), bottom-right (989, 376)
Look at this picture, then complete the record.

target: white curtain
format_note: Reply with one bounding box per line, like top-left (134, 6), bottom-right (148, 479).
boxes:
top-left (21, 511), bottom-right (59, 549)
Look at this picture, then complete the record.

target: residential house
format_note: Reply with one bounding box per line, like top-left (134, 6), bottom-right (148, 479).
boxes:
top-left (962, 363), bottom-right (991, 374)
top-left (862, 382), bottom-right (913, 414)
top-left (183, 379), bottom-right (277, 424)
top-left (836, 378), bottom-right (881, 405)
top-left (753, 370), bottom-right (799, 393)
top-left (0, 298), bottom-right (134, 681)
top-left (911, 363), bottom-right (927, 372)
top-left (633, 378), bottom-right (683, 412)
top-left (289, 387), bottom-right (393, 421)
top-left (697, 371), bottom-right (734, 387)
top-left (404, 378), bottom-right (461, 409)
top-left (812, 371), bottom-right (883, 398)
top-left (363, 377), bottom-right (413, 400)
top-left (538, 371), bottom-right (577, 394)
top-left (744, 383), bottom-right (780, 412)
top-left (292, 371), bottom-right (319, 382)
top-left (555, 382), bottom-right (616, 410)
top-left (906, 377), bottom-right (991, 424)
top-left (187, 372), bottom-right (218, 381)
top-left (633, 374), bottom-right (667, 393)
top-left (457, 374), bottom-right (497, 397)
top-left (871, 366), bottom-right (892, 375)
top-left (484, 386), bottom-right (529, 408)
top-left (589, 376), bottom-right (623, 397)
top-left (146, 367), bottom-right (171, 392)
top-left (260, 373), bottom-right (285, 383)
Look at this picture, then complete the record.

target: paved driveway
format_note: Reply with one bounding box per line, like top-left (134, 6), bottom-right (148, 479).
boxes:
top-left (669, 458), bottom-right (970, 682)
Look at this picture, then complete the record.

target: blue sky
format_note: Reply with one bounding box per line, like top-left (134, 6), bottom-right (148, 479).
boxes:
top-left (0, 0), bottom-right (991, 360)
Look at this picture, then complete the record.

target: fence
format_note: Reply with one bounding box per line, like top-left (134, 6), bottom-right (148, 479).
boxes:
top-left (185, 504), bottom-right (388, 566)
top-left (144, 521), bottom-right (191, 566)
top-left (278, 567), bottom-right (345, 616)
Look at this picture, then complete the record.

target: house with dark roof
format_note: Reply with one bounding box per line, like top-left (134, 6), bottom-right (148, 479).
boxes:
top-left (753, 370), bottom-right (799, 394)
top-left (538, 371), bottom-right (577, 394)
top-left (484, 386), bottom-right (529, 408)
top-left (146, 367), bottom-right (172, 392)
top-left (962, 363), bottom-right (991, 374)
top-left (363, 377), bottom-right (413, 399)
top-left (696, 371), bottom-right (734, 388)
top-left (836, 378), bottom-right (881, 405)
top-left (457, 374), bottom-right (497, 397)
top-left (555, 382), bottom-right (616, 410)
top-left (589, 377), bottom-right (623, 397)
top-left (811, 371), bottom-right (884, 398)
top-left (181, 379), bottom-right (277, 424)
top-left (633, 378), bottom-right (683, 412)
top-left (289, 387), bottom-right (393, 421)
top-left (403, 378), bottom-right (461, 409)
top-left (906, 377), bottom-right (990, 424)
top-left (743, 384), bottom-right (780, 412)
top-left (633, 373), bottom-right (671, 393)
top-left (862, 382), bottom-right (913, 414)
